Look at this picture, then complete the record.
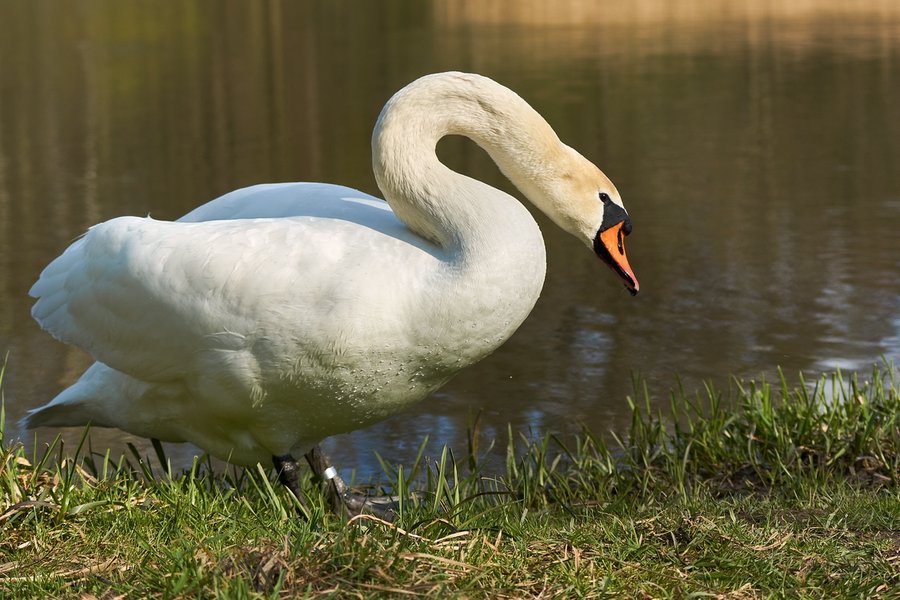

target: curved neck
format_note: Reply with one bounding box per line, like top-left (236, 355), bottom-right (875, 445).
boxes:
top-left (370, 73), bottom-right (557, 369)
top-left (371, 72), bottom-right (567, 251)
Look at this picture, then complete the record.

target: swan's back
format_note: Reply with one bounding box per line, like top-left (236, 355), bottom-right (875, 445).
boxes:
top-left (180, 183), bottom-right (396, 227)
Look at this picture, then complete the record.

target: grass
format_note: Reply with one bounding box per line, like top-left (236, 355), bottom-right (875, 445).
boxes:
top-left (1, 365), bottom-right (898, 598)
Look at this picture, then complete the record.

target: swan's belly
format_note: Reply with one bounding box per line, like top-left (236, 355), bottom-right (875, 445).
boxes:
top-left (155, 343), bottom-right (463, 465)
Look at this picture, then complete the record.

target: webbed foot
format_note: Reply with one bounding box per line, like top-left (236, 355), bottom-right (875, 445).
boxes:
top-left (304, 446), bottom-right (400, 521)
top-left (272, 448), bottom-right (402, 521)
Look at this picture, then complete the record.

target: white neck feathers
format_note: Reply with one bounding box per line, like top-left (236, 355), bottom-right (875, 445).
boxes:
top-left (371, 72), bottom-right (567, 250)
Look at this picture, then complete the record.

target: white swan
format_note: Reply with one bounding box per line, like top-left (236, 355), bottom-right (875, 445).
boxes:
top-left (25, 72), bottom-right (638, 509)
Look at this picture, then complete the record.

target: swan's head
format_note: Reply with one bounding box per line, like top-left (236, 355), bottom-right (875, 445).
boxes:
top-left (534, 148), bottom-right (639, 295)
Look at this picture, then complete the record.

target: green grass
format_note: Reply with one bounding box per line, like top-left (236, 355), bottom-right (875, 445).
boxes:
top-left (1, 365), bottom-right (898, 598)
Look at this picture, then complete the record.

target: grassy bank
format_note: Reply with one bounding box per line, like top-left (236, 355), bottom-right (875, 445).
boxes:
top-left (2, 366), bottom-right (898, 598)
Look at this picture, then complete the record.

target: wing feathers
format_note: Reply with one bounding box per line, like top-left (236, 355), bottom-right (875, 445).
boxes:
top-left (30, 217), bottom-right (272, 381)
top-left (29, 183), bottom-right (430, 388)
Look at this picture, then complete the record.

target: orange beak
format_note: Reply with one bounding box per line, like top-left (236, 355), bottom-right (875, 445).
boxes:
top-left (595, 221), bottom-right (639, 295)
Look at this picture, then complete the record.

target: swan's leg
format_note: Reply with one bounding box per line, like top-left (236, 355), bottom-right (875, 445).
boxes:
top-left (272, 453), bottom-right (310, 513)
top-left (304, 445), bottom-right (350, 515)
top-left (303, 445), bottom-right (398, 521)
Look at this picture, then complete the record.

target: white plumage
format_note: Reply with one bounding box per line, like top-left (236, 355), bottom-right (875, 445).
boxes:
top-left (25, 72), bottom-right (638, 469)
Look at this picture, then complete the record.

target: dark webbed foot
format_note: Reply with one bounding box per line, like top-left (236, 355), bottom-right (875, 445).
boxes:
top-left (304, 446), bottom-right (399, 521)
top-left (272, 448), bottom-right (399, 521)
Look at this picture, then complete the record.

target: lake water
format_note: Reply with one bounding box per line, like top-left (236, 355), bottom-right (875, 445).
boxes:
top-left (1, 1), bottom-right (898, 479)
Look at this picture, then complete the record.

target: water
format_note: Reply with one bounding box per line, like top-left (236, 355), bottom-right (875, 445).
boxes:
top-left (1, 1), bottom-right (898, 479)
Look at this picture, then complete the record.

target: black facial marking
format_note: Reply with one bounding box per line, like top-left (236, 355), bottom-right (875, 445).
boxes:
top-left (598, 199), bottom-right (631, 235)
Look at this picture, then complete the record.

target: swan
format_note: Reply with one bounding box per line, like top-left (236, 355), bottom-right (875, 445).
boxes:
top-left (24, 72), bottom-right (638, 514)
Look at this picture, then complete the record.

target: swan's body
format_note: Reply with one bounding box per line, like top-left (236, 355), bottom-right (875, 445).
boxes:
top-left (25, 72), bottom-right (638, 469)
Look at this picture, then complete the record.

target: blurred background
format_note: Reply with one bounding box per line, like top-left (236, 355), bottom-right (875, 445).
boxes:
top-left (1, 0), bottom-right (898, 478)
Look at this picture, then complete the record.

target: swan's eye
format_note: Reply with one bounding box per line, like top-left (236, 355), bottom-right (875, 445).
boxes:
top-left (599, 192), bottom-right (611, 205)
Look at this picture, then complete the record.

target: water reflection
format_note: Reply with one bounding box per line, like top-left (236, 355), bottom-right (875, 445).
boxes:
top-left (0, 1), bottom-right (898, 477)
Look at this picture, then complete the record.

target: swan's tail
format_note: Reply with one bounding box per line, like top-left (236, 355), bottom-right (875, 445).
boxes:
top-left (22, 362), bottom-right (117, 430)
top-left (23, 401), bottom-right (91, 429)
top-left (23, 362), bottom-right (188, 446)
